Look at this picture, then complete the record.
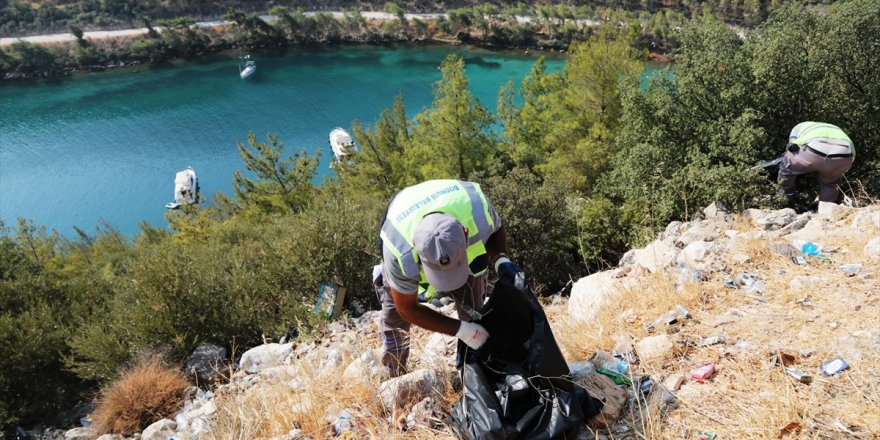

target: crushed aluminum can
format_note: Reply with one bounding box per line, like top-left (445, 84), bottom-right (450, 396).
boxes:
top-left (697, 432), bottom-right (717, 440)
top-left (784, 367), bottom-right (813, 384)
top-left (791, 256), bottom-right (806, 265)
top-left (820, 357), bottom-right (849, 376)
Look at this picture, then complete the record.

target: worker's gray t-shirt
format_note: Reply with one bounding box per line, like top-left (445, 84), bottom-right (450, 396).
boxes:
top-left (382, 204), bottom-right (502, 295)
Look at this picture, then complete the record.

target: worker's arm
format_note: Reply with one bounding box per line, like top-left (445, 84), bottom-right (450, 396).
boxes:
top-left (390, 287), bottom-right (460, 336)
top-left (390, 287), bottom-right (489, 348)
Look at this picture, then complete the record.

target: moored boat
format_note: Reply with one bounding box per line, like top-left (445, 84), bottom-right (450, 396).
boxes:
top-left (165, 167), bottom-right (198, 209)
top-left (328, 127), bottom-right (357, 164)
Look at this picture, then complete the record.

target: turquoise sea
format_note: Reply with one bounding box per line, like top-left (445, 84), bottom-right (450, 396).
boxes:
top-left (0, 45), bottom-right (568, 236)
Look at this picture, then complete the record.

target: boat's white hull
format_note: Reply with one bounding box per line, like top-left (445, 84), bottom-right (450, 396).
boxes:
top-left (167, 167), bottom-right (198, 208)
top-left (240, 65), bottom-right (256, 80)
top-left (329, 127), bottom-right (356, 162)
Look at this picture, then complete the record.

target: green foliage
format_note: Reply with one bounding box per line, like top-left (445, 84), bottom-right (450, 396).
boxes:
top-left (408, 55), bottom-right (495, 179)
top-left (342, 95), bottom-right (415, 195)
top-left (481, 168), bottom-right (584, 293)
top-left (232, 131), bottom-right (320, 217)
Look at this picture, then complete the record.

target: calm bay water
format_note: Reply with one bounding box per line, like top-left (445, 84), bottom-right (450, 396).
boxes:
top-left (0, 45), bottom-right (566, 236)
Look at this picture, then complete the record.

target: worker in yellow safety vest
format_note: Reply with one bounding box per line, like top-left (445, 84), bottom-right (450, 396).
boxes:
top-left (373, 179), bottom-right (523, 376)
top-left (779, 121), bottom-right (855, 205)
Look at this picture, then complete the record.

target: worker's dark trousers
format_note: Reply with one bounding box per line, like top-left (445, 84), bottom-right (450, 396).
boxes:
top-left (778, 149), bottom-right (853, 202)
top-left (374, 270), bottom-right (487, 377)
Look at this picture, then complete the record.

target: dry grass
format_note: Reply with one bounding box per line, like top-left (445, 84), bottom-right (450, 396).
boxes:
top-left (91, 352), bottom-right (189, 436)
top-left (206, 207), bottom-right (880, 439)
top-left (206, 331), bottom-right (460, 440)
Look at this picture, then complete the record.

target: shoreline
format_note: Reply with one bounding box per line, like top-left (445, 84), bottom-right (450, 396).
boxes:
top-left (1, 11), bottom-right (672, 80)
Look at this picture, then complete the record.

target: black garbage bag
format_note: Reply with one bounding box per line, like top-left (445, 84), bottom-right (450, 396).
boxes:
top-left (449, 278), bottom-right (603, 440)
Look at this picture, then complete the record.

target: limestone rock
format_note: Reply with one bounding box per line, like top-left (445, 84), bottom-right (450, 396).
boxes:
top-left (240, 343), bottom-right (294, 374)
top-left (343, 350), bottom-right (389, 385)
top-left (749, 208), bottom-right (797, 230)
top-left (660, 221), bottom-right (684, 243)
top-left (568, 271), bottom-right (628, 324)
top-left (419, 332), bottom-right (456, 370)
top-left (378, 368), bottom-right (442, 410)
top-left (636, 335), bottom-right (673, 362)
top-left (64, 427), bottom-right (93, 440)
top-left (817, 201), bottom-right (850, 220)
top-left (851, 208), bottom-right (880, 230)
top-left (633, 240), bottom-right (678, 273)
top-left (675, 223), bottom-right (717, 247)
top-left (703, 202), bottom-right (728, 219)
top-left (141, 419), bottom-right (176, 440)
top-left (678, 241), bottom-right (719, 268)
top-left (773, 212), bottom-right (811, 236)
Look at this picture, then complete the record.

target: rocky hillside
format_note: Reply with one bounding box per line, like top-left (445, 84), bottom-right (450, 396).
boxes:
top-left (63, 202), bottom-right (879, 440)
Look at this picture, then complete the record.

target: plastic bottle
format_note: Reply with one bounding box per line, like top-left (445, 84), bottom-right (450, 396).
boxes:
top-left (333, 411), bottom-right (353, 435)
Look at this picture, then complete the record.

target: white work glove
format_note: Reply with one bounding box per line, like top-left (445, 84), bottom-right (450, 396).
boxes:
top-left (455, 321), bottom-right (489, 350)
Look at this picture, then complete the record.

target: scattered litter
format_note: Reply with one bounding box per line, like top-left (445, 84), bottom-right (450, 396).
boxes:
top-left (771, 351), bottom-right (797, 367)
top-left (333, 410), bottom-right (353, 435)
top-left (697, 431), bottom-right (717, 440)
top-left (646, 305), bottom-right (690, 330)
top-left (791, 256), bottom-right (806, 265)
top-left (613, 336), bottom-right (638, 364)
top-left (700, 335), bottom-right (725, 347)
top-left (735, 272), bottom-right (765, 294)
top-left (839, 263), bottom-right (862, 276)
top-left (690, 364), bottom-right (716, 383)
top-left (801, 242), bottom-right (820, 256)
top-left (596, 367), bottom-right (633, 386)
top-left (820, 357), bottom-right (849, 376)
top-left (638, 376), bottom-right (654, 396)
top-left (593, 351), bottom-right (629, 374)
top-left (784, 367), bottom-right (812, 385)
top-left (779, 422), bottom-right (802, 437)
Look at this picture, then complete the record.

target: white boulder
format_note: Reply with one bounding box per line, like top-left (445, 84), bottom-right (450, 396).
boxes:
top-left (633, 240), bottom-right (678, 273)
top-left (568, 271), bottom-right (629, 324)
top-left (240, 343), bottom-right (294, 374)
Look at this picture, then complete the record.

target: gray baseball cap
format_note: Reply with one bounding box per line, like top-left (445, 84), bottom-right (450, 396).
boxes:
top-left (413, 213), bottom-right (469, 292)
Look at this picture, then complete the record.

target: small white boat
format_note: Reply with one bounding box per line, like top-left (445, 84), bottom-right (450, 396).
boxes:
top-left (239, 56), bottom-right (256, 80)
top-left (328, 127), bottom-right (357, 164)
top-left (165, 167), bottom-right (198, 209)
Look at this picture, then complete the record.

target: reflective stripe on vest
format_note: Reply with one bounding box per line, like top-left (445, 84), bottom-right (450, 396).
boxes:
top-left (790, 122), bottom-right (852, 146)
top-left (380, 179), bottom-right (495, 283)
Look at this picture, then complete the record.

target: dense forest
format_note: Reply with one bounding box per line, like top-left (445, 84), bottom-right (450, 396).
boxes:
top-left (2, 0), bottom-right (878, 432)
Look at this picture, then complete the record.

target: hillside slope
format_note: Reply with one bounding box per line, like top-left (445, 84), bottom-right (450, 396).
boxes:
top-left (74, 202), bottom-right (880, 440)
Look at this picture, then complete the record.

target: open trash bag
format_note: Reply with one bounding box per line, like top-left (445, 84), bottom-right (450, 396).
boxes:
top-left (449, 278), bottom-right (603, 439)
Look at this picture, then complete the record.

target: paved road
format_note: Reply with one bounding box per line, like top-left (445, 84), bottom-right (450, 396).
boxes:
top-left (0, 12), bottom-right (445, 47)
top-left (0, 12), bottom-right (601, 47)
